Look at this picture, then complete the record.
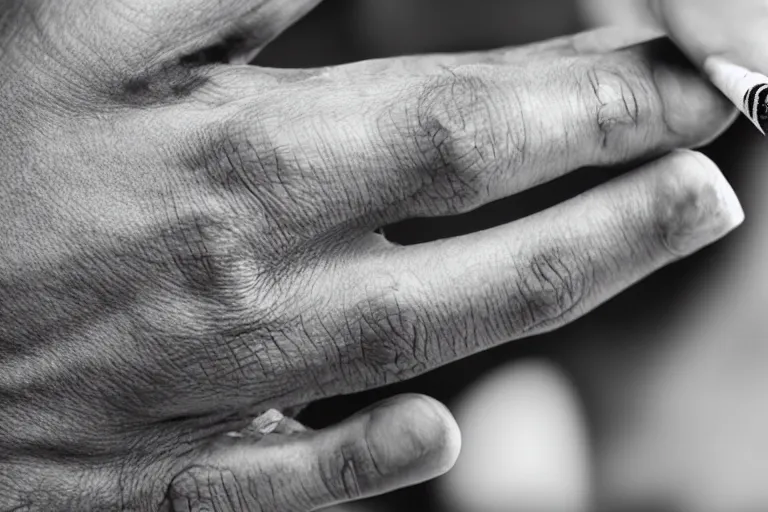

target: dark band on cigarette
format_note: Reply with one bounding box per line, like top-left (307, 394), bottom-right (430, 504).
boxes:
top-left (745, 87), bottom-right (757, 110)
top-left (757, 87), bottom-right (768, 128)
top-left (743, 84), bottom-right (768, 133)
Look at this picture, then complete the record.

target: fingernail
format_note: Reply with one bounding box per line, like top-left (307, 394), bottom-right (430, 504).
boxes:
top-left (660, 152), bottom-right (745, 256)
top-left (366, 395), bottom-right (461, 479)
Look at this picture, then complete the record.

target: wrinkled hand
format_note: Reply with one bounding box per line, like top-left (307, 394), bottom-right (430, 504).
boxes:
top-left (0, 1), bottom-right (745, 510)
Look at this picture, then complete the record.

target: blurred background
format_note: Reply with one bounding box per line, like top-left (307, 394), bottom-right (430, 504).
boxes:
top-left (254, 2), bottom-right (768, 511)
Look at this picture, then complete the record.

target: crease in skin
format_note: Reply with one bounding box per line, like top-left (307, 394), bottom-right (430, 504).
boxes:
top-left (112, 63), bottom-right (211, 107)
top-left (592, 70), bottom-right (640, 135)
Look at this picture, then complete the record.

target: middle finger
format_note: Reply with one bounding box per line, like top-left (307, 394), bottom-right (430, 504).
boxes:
top-left (239, 38), bottom-right (734, 226)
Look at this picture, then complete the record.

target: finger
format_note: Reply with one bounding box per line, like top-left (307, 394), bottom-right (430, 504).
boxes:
top-left (82, 0), bottom-right (322, 71)
top-left (332, 151), bottom-right (743, 389)
top-left (166, 394), bottom-right (460, 512)
top-left (334, 30), bottom-right (638, 78)
top-left (216, 25), bottom-right (663, 95)
top-left (244, 38), bottom-right (735, 225)
top-left (647, 0), bottom-right (768, 72)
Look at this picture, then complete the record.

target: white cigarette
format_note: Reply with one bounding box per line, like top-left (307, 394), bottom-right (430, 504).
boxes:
top-left (704, 56), bottom-right (768, 135)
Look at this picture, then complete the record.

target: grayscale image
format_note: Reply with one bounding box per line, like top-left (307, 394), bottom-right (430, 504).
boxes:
top-left (1, 1), bottom-right (766, 511)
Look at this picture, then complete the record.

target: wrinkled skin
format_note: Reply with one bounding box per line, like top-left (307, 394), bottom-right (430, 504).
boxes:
top-left (0, 1), bottom-right (746, 510)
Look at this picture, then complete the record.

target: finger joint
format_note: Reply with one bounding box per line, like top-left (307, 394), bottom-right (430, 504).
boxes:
top-left (411, 67), bottom-right (521, 213)
top-left (581, 62), bottom-right (643, 157)
top-left (508, 247), bottom-right (592, 334)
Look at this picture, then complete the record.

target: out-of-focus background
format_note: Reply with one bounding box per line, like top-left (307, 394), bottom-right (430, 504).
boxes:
top-left (254, 2), bottom-right (768, 511)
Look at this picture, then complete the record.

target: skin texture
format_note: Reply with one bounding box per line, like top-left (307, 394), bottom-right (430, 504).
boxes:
top-left (0, 1), bottom-right (748, 510)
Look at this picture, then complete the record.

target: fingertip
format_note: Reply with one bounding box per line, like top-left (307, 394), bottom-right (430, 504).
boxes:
top-left (651, 150), bottom-right (744, 256)
top-left (667, 150), bottom-right (744, 230)
top-left (366, 394), bottom-right (462, 480)
top-left (681, 151), bottom-right (744, 228)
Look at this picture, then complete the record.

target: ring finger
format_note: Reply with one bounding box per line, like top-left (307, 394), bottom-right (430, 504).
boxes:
top-left (314, 150), bottom-right (743, 394)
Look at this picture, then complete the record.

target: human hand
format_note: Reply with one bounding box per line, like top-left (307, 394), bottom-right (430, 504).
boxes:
top-left (648, 0), bottom-right (768, 71)
top-left (0, 2), bottom-right (744, 510)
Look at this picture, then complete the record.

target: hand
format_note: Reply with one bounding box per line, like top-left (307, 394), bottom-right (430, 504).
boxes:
top-left (0, 2), bottom-right (743, 510)
top-left (648, 0), bottom-right (768, 71)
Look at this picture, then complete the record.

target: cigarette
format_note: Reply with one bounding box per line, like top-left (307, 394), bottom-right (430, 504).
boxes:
top-left (704, 56), bottom-right (768, 135)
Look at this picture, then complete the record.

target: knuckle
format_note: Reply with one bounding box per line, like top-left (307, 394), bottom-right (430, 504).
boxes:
top-left (319, 434), bottom-right (381, 502)
top-left (206, 110), bottom-right (281, 197)
top-left (652, 150), bottom-right (734, 257)
top-left (197, 105), bottom-right (338, 233)
top-left (412, 66), bottom-right (517, 213)
top-left (144, 207), bottom-right (302, 392)
top-left (580, 61), bottom-right (642, 155)
top-left (346, 270), bottom-right (431, 385)
top-left (154, 207), bottom-right (256, 309)
top-left (509, 246), bottom-right (592, 334)
top-left (196, 106), bottom-right (299, 211)
top-left (200, 304), bottom-right (315, 399)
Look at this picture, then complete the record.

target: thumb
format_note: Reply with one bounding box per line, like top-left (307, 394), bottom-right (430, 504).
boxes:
top-left (166, 394), bottom-right (461, 511)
